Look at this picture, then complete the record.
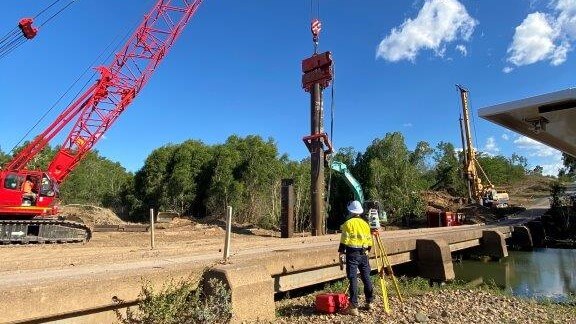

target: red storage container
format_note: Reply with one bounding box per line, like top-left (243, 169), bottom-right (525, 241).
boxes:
top-left (315, 293), bottom-right (349, 314)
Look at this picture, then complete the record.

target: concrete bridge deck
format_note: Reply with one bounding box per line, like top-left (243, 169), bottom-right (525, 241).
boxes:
top-left (0, 218), bottom-right (540, 324)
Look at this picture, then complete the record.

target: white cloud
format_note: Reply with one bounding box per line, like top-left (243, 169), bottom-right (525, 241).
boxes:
top-left (506, 1), bottom-right (576, 68)
top-left (502, 66), bottom-right (514, 73)
top-left (456, 44), bottom-right (468, 56)
top-left (403, 122), bottom-right (413, 127)
top-left (507, 13), bottom-right (562, 66)
top-left (513, 135), bottom-right (563, 176)
top-left (502, 133), bottom-right (510, 141)
top-left (541, 160), bottom-right (564, 176)
top-left (513, 135), bottom-right (559, 157)
top-left (376, 0), bottom-right (477, 62)
top-left (483, 136), bottom-right (500, 154)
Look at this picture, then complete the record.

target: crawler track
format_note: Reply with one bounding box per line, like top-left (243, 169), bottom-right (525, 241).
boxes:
top-left (0, 219), bottom-right (91, 244)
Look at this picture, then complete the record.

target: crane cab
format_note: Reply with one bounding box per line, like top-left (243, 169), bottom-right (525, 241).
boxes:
top-left (0, 170), bottom-right (58, 217)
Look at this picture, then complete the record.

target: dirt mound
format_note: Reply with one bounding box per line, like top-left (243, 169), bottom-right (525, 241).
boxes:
top-left (506, 175), bottom-right (554, 207)
top-left (59, 204), bottom-right (125, 227)
top-left (421, 190), bottom-right (501, 224)
top-left (421, 190), bottom-right (466, 213)
top-left (457, 204), bottom-right (497, 224)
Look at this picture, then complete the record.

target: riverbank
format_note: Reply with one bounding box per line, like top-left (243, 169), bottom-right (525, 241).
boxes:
top-left (275, 284), bottom-right (576, 323)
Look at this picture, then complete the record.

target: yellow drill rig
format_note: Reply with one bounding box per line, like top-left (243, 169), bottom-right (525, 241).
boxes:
top-left (457, 85), bottom-right (510, 208)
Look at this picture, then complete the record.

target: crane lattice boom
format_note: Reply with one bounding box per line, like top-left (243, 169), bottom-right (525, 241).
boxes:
top-left (7, 0), bottom-right (203, 183)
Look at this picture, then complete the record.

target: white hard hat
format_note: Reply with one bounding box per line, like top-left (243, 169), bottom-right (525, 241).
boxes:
top-left (347, 200), bottom-right (364, 215)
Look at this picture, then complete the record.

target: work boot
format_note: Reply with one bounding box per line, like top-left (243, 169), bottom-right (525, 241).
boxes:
top-left (364, 302), bottom-right (373, 310)
top-left (340, 305), bottom-right (359, 316)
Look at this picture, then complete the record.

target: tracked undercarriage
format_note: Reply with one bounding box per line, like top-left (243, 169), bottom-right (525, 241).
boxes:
top-left (0, 219), bottom-right (91, 245)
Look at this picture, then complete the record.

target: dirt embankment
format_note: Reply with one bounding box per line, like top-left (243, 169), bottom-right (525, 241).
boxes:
top-left (421, 175), bottom-right (554, 224)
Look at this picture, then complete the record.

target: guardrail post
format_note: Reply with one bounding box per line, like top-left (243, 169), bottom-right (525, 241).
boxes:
top-left (224, 206), bottom-right (232, 260)
top-left (150, 208), bottom-right (155, 250)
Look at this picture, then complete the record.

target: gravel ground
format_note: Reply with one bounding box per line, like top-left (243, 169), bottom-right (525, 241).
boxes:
top-left (275, 289), bottom-right (576, 323)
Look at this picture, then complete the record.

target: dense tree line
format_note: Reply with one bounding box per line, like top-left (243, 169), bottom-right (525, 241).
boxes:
top-left (0, 133), bottom-right (537, 230)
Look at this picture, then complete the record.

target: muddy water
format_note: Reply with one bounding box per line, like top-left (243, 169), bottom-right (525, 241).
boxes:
top-left (454, 248), bottom-right (576, 301)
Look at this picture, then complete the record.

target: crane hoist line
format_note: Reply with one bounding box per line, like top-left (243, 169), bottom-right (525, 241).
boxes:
top-left (0, 0), bottom-right (204, 245)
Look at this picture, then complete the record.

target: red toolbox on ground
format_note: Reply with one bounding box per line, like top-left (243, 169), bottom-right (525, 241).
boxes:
top-left (315, 293), bottom-right (349, 314)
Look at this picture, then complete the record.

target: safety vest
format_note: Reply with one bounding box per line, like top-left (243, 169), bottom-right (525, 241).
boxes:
top-left (340, 217), bottom-right (373, 249)
top-left (21, 180), bottom-right (33, 193)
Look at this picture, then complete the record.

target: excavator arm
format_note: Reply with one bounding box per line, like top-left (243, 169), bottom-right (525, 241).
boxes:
top-left (329, 160), bottom-right (364, 204)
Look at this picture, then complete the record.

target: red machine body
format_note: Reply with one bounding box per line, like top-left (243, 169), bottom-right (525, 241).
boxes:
top-left (0, 0), bottom-right (204, 220)
top-left (426, 211), bottom-right (465, 227)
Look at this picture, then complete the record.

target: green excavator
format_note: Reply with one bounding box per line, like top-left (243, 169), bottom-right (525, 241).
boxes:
top-left (329, 160), bottom-right (387, 228)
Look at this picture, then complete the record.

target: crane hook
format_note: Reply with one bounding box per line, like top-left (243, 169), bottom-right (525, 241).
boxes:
top-left (311, 18), bottom-right (321, 53)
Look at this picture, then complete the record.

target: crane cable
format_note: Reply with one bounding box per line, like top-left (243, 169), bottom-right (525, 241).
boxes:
top-left (325, 65), bottom-right (336, 225)
top-left (0, 0), bottom-right (77, 61)
top-left (9, 23), bottom-right (130, 154)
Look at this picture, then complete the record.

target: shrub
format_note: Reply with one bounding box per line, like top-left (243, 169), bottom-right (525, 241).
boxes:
top-left (116, 277), bottom-right (231, 323)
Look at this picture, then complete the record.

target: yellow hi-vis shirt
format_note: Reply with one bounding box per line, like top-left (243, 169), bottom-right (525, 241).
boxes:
top-left (340, 217), bottom-right (373, 249)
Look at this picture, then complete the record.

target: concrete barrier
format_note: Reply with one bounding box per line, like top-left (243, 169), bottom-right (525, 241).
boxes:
top-left (204, 262), bottom-right (275, 323)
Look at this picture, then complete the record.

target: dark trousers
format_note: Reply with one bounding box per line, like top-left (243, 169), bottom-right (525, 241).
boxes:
top-left (345, 250), bottom-right (374, 307)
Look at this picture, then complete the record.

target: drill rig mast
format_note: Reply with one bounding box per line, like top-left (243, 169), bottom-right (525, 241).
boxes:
top-left (457, 85), bottom-right (509, 208)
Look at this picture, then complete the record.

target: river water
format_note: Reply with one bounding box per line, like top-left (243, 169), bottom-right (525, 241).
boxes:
top-left (454, 248), bottom-right (576, 301)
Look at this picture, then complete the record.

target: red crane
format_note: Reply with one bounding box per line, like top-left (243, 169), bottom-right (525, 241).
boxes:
top-left (0, 0), bottom-right (204, 244)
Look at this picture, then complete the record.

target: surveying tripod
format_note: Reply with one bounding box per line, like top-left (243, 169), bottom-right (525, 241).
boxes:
top-left (368, 209), bottom-right (403, 313)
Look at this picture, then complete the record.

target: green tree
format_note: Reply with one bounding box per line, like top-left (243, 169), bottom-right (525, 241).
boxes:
top-left (476, 153), bottom-right (527, 185)
top-left (134, 145), bottom-right (178, 216)
top-left (7, 141), bottom-right (56, 170)
top-left (205, 142), bottom-right (244, 218)
top-left (0, 147), bottom-right (10, 167)
top-left (532, 165), bottom-right (544, 176)
top-left (205, 135), bottom-right (284, 227)
top-left (559, 153), bottom-right (576, 180)
top-left (164, 140), bottom-right (212, 216)
top-left (356, 132), bottom-right (426, 225)
top-left (60, 151), bottom-right (132, 210)
top-left (432, 142), bottom-right (466, 196)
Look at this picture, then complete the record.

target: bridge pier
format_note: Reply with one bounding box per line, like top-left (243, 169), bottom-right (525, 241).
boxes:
top-left (526, 220), bottom-right (545, 247)
top-left (511, 226), bottom-right (533, 250)
top-left (481, 230), bottom-right (508, 260)
top-left (204, 263), bottom-right (275, 323)
top-left (416, 239), bottom-right (455, 283)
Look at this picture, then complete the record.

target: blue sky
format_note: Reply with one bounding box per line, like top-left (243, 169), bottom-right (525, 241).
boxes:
top-left (1, 0), bottom-right (574, 176)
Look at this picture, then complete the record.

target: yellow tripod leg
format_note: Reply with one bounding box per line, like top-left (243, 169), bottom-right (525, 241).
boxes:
top-left (376, 235), bottom-right (404, 303)
top-left (373, 234), bottom-right (390, 314)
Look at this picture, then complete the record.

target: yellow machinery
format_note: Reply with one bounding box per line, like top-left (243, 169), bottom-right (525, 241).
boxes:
top-left (457, 85), bottom-right (510, 208)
